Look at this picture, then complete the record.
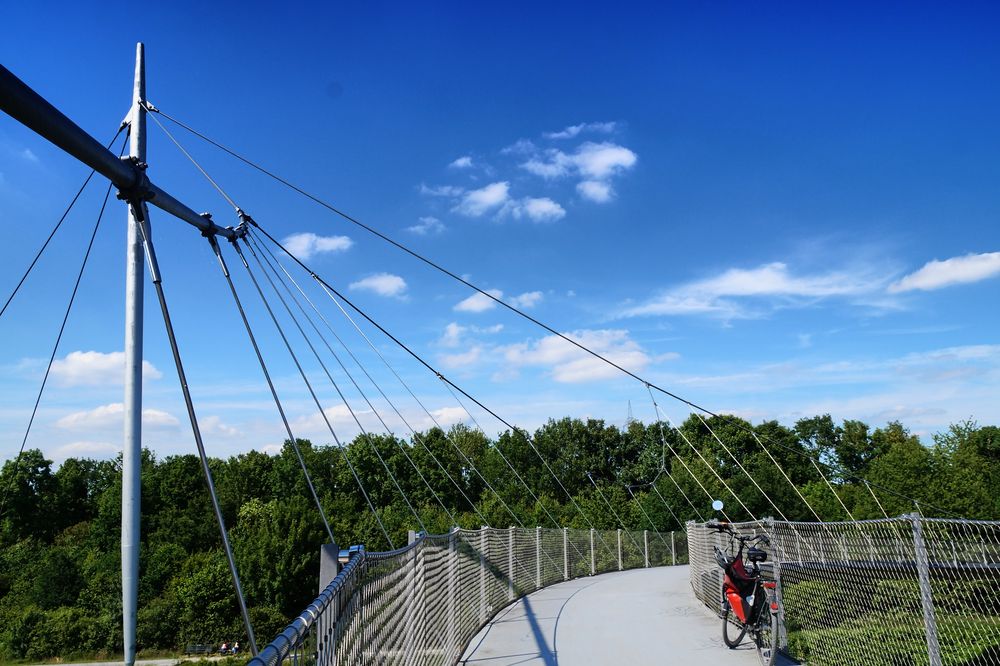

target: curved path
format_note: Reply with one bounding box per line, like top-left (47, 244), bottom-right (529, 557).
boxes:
top-left (460, 566), bottom-right (767, 666)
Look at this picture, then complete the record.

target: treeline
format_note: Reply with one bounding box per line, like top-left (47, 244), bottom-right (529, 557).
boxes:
top-left (1, 414), bottom-right (997, 660)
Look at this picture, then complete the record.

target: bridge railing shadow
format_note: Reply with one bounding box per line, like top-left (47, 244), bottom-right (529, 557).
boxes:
top-left (687, 516), bottom-right (1000, 666)
top-left (248, 526), bottom-right (687, 666)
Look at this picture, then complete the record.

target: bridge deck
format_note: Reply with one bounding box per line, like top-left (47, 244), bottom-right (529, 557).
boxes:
top-left (460, 566), bottom-right (764, 666)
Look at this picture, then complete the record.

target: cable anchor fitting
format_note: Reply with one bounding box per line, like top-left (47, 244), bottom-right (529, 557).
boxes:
top-left (199, 213), bottom-right (217, 239)
top-left (115, 156), bottom-right (153, 213)
top-left (236, 209), bottom-right (259, 228)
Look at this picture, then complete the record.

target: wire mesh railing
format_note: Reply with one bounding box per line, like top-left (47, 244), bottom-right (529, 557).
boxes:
top-left (250, 525), bottom-right (687, 666)
top-left (687, 516), bottom-right (1000, 666)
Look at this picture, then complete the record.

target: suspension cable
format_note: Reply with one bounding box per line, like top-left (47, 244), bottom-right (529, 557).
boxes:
top-left (229, 238), bottom-right (394, 548)
top-left (150, 105), bottom-right (958, 519)
top-left (298, 254), bottom-right (520, 529)
top-left (646, 386), bottom-right (725, 521)
top-left (241, 235), bottom-right (427, 533)
top-left (585, 472), bottom-right (643, 551)
top-left (247, 235), bottom-right (572, 575)
top-left (0, 125), bottom-right (126, 321)
top-left (250, 222), bottom-right (602, 545)
top-left (0, 154), bottom-right (121, 517)
top-left (205, 235), bottom-right (337, 545)
top-left (132, 208), bottom-right (257, 654)
top-left (626, 486), bottom-right (675, 548)
top-left (691, 412), bottom-right (792, 523)
top-left (253, 238), bottom-right (475, 527)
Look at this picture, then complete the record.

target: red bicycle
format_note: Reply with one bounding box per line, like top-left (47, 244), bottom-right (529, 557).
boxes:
top-left (709, 520), bottom-right (780, 666)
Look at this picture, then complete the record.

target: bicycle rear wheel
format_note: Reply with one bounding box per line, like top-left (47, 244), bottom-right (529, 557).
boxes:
top-left (722, 600), bottom-right (747, 648)
top-left (753, 606), bottom-right (779, 666)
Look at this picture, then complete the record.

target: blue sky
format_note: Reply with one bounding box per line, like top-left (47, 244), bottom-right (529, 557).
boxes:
top-left (1, 2), bottom-right (999, 464)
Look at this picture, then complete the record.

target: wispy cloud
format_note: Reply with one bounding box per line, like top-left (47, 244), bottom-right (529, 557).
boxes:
top-left (449, 156), bottom-right (473, 169)
top-left (621, 261), bottom-right (891, 319)
top-left (50, 350), bottom-right (161, 387)
top-left (282, 232), bottom-right (353, 259)
top-left (889, 252), bottom-right (1000, 293)
top-left (509, 291), bottom-right (543, 308)
top-left (21, 148), bottom-right (39, 163)
top-left (455, 289), bottom-right (503, 313)
top-left (509, 197), bottom-right (565, 222)
top-left (349, 272), bottom-right (408, 297)
top-left (56, 403), bottom-right (179, 430)
top-left (407, 216), bottom-right (445, 235)
top-left (420, 183), bottom-right (465, 197)
top-left (502, 329), bottom-right (658, 383)
top-left (454, 289), bottom-right (542, 312)
top-left (439, 322), bottom-right (504, 347)
top-left (439, 346), bottom-right (483, 370)
top-left (544, 121), bottom-right (617, 140)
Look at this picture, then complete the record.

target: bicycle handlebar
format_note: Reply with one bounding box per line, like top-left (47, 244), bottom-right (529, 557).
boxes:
top-left (705, 521), bottom-right (770, 546)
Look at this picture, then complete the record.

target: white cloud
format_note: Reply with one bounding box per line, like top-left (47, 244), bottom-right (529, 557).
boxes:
top-left (407, 216), bottom-right (445, 235)
top-left (577, 180), bottom-right (613, 203)
top-left (52, 440), bottom-right (120, 459)
top-left (420, 183), bottom-right (465, 197)
top-left (622, 262), bottom-right (889, 318)
top-left (544, 121), bottom-right (617, 140)
top-left (429, 406), bottom-right (467, 427)
top-left (509, 291), bottom-right (543, 309)
top-left (56, 403), bottom-right (179, 430)
top-left (573, 142), bottom-right (638, 179)
top-left (439, 346), bottom-right (483, 370)
top-left (349, 272), bottom-right (408, 297)
top-left (520, 142), bottom-right (637, 182)
top-left (518, 142), bottom-right (636, 205)
top-left (440, 322), bottom-right (466, 347)
top-left (21, 148), bottom-right (39, 163)
top-left (50, 350), bottom-right (161, 387)
top-left (510, 197), bottom-right (566, 222)
top-left (889, 252), bottom-right (1000, 293)
top-left (454, 289), bottom-right (503, 313)
top-left (503, 329), bottom-right (654, 383)
top-left (521, 153), bottom-right (573, 179)
top-left (501, 139), bottom-right (537, 155)
top-left (449, 156), bottom-right (473, 169)
top-left (440, 322), bottom-right (504, 347)
top-left (202, 415), bottom-right (241, 438)
top-left (282, 232), bottom-right (353, 260)
top-left (452, 182), bottom-right (510, 217)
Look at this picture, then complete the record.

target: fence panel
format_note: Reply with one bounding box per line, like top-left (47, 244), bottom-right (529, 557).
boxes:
top-left (687, 517), bottom-right (1000, 666)
top-left (252, 525), bottom-right (683, 666)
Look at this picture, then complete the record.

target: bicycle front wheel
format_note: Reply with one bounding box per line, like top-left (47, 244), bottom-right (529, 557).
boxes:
top-left (722, 599), bottom-right (747, 648)
top-left (753, 606), bottom-right (779, 666)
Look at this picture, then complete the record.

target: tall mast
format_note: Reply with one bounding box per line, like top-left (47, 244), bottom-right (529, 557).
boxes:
top-left (122, 41), bottom-right (146, 666)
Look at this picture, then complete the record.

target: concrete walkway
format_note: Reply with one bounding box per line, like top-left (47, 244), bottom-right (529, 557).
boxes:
top-left (461, 566), bottom-right (765, 666)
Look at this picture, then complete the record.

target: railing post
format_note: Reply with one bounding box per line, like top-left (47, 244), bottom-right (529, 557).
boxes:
top-left (910, 514), bottom-right (943, 666)
top-left (508, 526), bottom-right (515, 601)
top-left (563, 527), bottom-right (569, 580)
top-left (617, 529), bottom-right (623, 571)
top-left (644, 530), bottom-right (649, 568)
top-left (447, 527), bottom-right (457, 660)
top-left (590, 528), bottom-right (596, 575)
top-left (671, 531), bottom-right (676, 566)
top-left (536, 526), bottom-right (542, 589)
top-left (479, 526), bottom-right (488, 625)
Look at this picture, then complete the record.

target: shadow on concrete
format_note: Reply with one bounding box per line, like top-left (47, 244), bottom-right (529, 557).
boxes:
top-left (520, 596), bottom-right (557, 665)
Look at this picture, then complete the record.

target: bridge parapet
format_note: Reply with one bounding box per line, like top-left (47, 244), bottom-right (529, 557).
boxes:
top-left (687, 516), bottom-right (1000, 665)
top-left (251, 525), bottom-right (687, 666)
